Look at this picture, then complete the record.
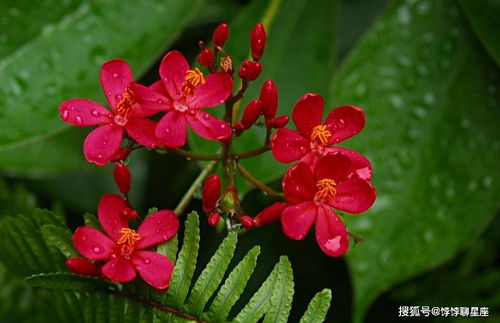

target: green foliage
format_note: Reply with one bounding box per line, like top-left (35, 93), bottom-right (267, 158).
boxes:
top-left (298, 289), bottom-right (332, 323)
top-left (26, 273), bottom-right (119, 291)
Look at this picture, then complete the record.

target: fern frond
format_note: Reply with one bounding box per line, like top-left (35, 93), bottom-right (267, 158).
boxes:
top-left (298, 289), bottom-right (332, 323)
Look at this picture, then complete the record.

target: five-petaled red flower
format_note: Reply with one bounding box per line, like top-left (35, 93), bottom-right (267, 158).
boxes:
top-left (281, 152), bottom-right (376, 257)
top-left (271, 93), bottom-right (372, 180)
top-left (132, 50), bottom-right (233, 148)
top-left (59, 59), bottom-right (160, 166)
top-left (72, 194), bottom-right (178, 289)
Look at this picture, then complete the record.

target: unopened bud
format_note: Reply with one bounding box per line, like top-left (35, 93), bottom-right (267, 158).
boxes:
top-left (259, 80), bottom-right (278, 121)
top-left (113, 162), bottom-right (131, 195)
top-left (241, 215), bottom-right (255, 229)
top-left (208, 212), bottom-right (221, 227)
top-left (238, 60), bottom-right (262, 81)
top-left (268, 115), bottom-right (289, 128)
top-left (250, 23), bottom-right (266, 61)
top-left (254, 202), bottom-right (286, 227)
top-left (202, 174), bottom-right (221, 212)
top-left (240, 100), bottom-right (262, 129)
top-left (213, 23), bottom-right (229, 47)
top-left (221, 186), bottom-right (239, 211)
top-left (66, 257), bottom-right (101, 277)
top-left (198, 48), bottom-right (215, 67)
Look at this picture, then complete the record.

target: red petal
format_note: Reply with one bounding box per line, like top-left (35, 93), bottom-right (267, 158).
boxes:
top-left (156, 111), bottom-right (187, 148)
top-left (159, 50), bottom-right (190, 101)
top-left (282, 162), bottom-right (316, 203)
top-left (281, 202), bottom-right (317, 240)
top-left (270, 128), bottom-right (309, 163)
top-left (131, 251), bottom-right (174, 289)
top-left (292, 93), bottom-right (324, 138)
top-left (102, 258), bottom-right (136, 283)
top-left (186, 72), bottom-right (233, 109)
top-left (66, 257), bottom-right (101, 277)
top-left (315, 206), bottom-right (349, 257)
top-left (136, 210), bottom-right (179, 249)
top-left (83, 124), bottom-right (123, 166)
top-left (330, 177), bottom-right (376, 213)
top-left (97, 194), bottom-right (130, 241)
top-left (100, 59), bottom-right (133, 110)
top-left (73, 226), bottom-right (115, 260)
top-left (125, 118), bottom-right (160, 148)
top-left (254, 202), bottom-right (287, 227)
top-left (314, 152), bottom-right (351, 182)
top-left (202, 174), bottom-right (221, 212)
top-left (185, 111), bottom-right (231, 142)
top-left (59, 99), bottom-right (111, 126)
top-left (325, 105), bottom-right (365, 144)
top-left (327, 147), bottom-right (372, 180)
top-left (130, 82), bottom-right (170, 114)
top-left (149, 80), bottom-right (168, 95)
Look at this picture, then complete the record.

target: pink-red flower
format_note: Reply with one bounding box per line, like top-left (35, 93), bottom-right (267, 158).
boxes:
top-left (271, 93), bottom-right (372, 180)
top-left (71, 194), bottom-right (178, 289)
top-left (281, 152), bottom-right (376, 257)
top-left (59, 59), bottom-right (161, 166)
top-left (132, 50), bottom-right (233, 148)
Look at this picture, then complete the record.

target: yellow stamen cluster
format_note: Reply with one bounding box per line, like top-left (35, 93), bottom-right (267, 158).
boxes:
top-left (315, 178), bottom-right (337, 199)
top-left (117, 228), bottom-right (141, 256)
top-left (182, 68), bottom-right (205, 96)
top-left (116, 91), bottom-right (135, 118)
top-left (310, 125), bottom-right (332, 145)
top-left (220, 56), bottom-right (233, 73)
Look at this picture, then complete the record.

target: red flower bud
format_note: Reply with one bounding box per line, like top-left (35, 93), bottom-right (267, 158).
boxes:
top-left (221, 186), bottom-right (239, 211)
top-left (234, 122), bottom-right (245, 136)
top-left (113, 162), bottom-right (131, 195)
top-left (240, 100), bottom-right (262, 130)
top-left (66, 257), bottom-right (101, 277)
top-left (259, 80), bottom-right (278, 121)
top-left (202, 174), bottom-right (221, 212)
top-left (238, 60), bottom-right (262, 81)
top-left (254, 202), bottom-right (287, 227)
top-left (241, 215), bottom-right (255, 229)
top-left (213, 23), bottom-right (229, 47)
top-left (250, 23), bottom-right (266, 61)
top-left (208, 212), bottom-right (221, 227)
top-left (197, 48), bottom-right (215, 67)
top-left (268, 115), bottom-right (289, 128)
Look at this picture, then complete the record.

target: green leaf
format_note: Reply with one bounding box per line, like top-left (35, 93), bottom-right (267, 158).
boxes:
top-left (189, 0), bottom-right (338, 194)
top-left (330, 0), bottom-right (500, 321)
top-left (0, 0), bottom-right (202, 151)
top-left (41, 224), bottom-right (78, 258)
top-left (206, 246), bottom-right (260, 322)
top-left (157, 234), bottom-right (179, 264)
top-left (83, 212), bottom-right (102, 229)
top-left (263, 256), bottom-right (294, 323)
top-left (25, 272), bottom-right (118, 292)
top-left (458, 0), bottom-right (500, 66)
top-left (298, 289), bottom-right (332, 323)
top-left (0, 180), bottom-right (37, 216)
top-left (187, 232), bottom-right (237, 315)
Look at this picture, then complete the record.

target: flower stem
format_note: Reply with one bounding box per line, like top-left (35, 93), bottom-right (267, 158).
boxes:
top-left (235, 126), bottom-right (272, 159)
top-left (236, 162), bottom-right (284, 199)
top-left (167, 148), bottom-right (220, 161)
top-left (174, 160), bottom-right (218, 216)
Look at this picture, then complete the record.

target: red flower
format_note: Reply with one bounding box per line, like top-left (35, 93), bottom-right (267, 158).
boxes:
top-left (59, 59), bottom-right (161, 166)
top-left (132, 51), bottom-right (233, 148)
top-left (271, 93), bottom-right (372, 180)
top-left (72, 194), bottom-right (179, 289)
top-left (281, 153), bottom-right (376, 257)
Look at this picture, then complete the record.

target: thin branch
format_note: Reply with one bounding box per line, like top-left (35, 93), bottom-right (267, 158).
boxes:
top-left (236, 162), bottom-right (284, 200)
top-left (166, 148), bottom-right (220, 161)
top-left (234, 126), bottom-right (272, 159)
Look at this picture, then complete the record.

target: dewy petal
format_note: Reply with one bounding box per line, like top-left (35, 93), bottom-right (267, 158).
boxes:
top-left (185, 111), bottom-right (231, 142)
top-left (327, 147), bottom-right (372, 180)
top-left (136, 210), bottom-right (179, 249)
top-left (131, 251), bottom-right (174, 290)
top-left (330, 177), bottom-right (376, 214)
top-left (315, 205), bottom-right (349, 257)
top-left (315, 152), bottom-right (351, 182)
top-left (125, 119), bottom-right (160, 148)
top-left (186, 72), bottom-right (233, 109)
top-left (59, 99), bottom-right (111, 126)
top-left (149, 80), bottom-right (168, 96)
top-left (100, 59), bottom-right (133, 110)
top-left (83, 124), bottom-right (123, 166)
top-left (281, 202), bottom-right (317, 240)
top-left (159, 50), bottom-right (190, 101)
top-left (130, 82), bottom-right (170, 114)
top-left (73, 226), bottom-right (115, 260)
top-left (155, 111), bottom-right (187, 148)
top-left (282, 162), bottom-right (316, 203)
top-left (102, 258), bottom-right (136, 283)
top-left (97, 194), bottom-right (130, 241)
top-left (325, 105), bottom-right (365, 144)
top-left (270, 128), bottom-right (309, 163)
top-left (292, 93), bottom-right (324, 138)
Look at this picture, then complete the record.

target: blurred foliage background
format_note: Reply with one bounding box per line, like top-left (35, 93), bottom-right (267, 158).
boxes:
top-left (0, 0), bottom-right (499, 322)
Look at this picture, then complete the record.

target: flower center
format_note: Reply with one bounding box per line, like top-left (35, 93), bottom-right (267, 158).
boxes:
top-left (310, 125), bottom-right (332, 146)
top-left (114, 90), bottom-right (135, 126)
top-left (174, 102), bottom-right (189, 112)
top-left (182, 68), bottom-right (205, 96)
top-left (315, 178), bottom-right (337, 199)
top-left (116, 228), bottom-right (140, 257)
top-left (220, 56), bottom-right (233, 73)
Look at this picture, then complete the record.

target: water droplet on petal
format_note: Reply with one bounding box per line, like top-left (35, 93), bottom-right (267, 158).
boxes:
top-left (220, 124), bottom-right (226, 129)
top-left (337, 119), bottom-right (345, 129)
top-left (113, 73), bottom-right (119, 78)
top-left (202, 113), bottom-right (210, 120)
top-left (75, 116), bottom-right (83, 125)
top-left (92, 245), bottom-right (103, 254)
top-left (91, 109), bottom-right (101, 117)
top-left (62, 110), bottom-right (69, 120)
top-left (70, 106), bottom-right (75, 111)
top-left (144, 258), bottom-right (151, 264)
top-left (165, 128), bottom-right (171, 133)
top-left (115, 94), bottom-right (123, 102)
top-left (156, 99), bottom-right (164, 104)
top-left (325, 236), bottom-right (341, 252)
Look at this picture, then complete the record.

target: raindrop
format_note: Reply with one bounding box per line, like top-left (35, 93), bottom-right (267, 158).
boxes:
top-left (75, 116), bottom-right (83, 125)
top-left (162, 235), bottom-right (168, 240)
top-left (144, 258), bottom-right (151, 264)
top-left (91, 110), bottom-right (101, 117)
top-left (155, 229), bottom-right (160, 233)
top-left (62, 110), bottom-right (69, 120)
top-left (337, 119), bottom-right (346, 129)
top-left (202, 113), bottom-right (210, 120)
top-left (70, 106), bottom-right (75, 111)
top-left (113, 73), bottom-right (119, 78)
top-left (115, 94), bottom-right (123, 102)
top-left (102, 140), bottom-right (107, 146)
top-left (156, 99), bottom-right (164, 104)
top-left (220, 124), bottom-right (226, 129)
top-left (165, 128), bottom-right (171, 133)
top-left (93, 245), bottom-right (103, 254)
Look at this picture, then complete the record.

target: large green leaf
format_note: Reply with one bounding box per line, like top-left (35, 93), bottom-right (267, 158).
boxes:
top-left (189, 0), bottom-right (337, 194)
top-left (0, 0), bottom-right (202, 151)
top-left (330, 0), bottom-right (500, 321)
